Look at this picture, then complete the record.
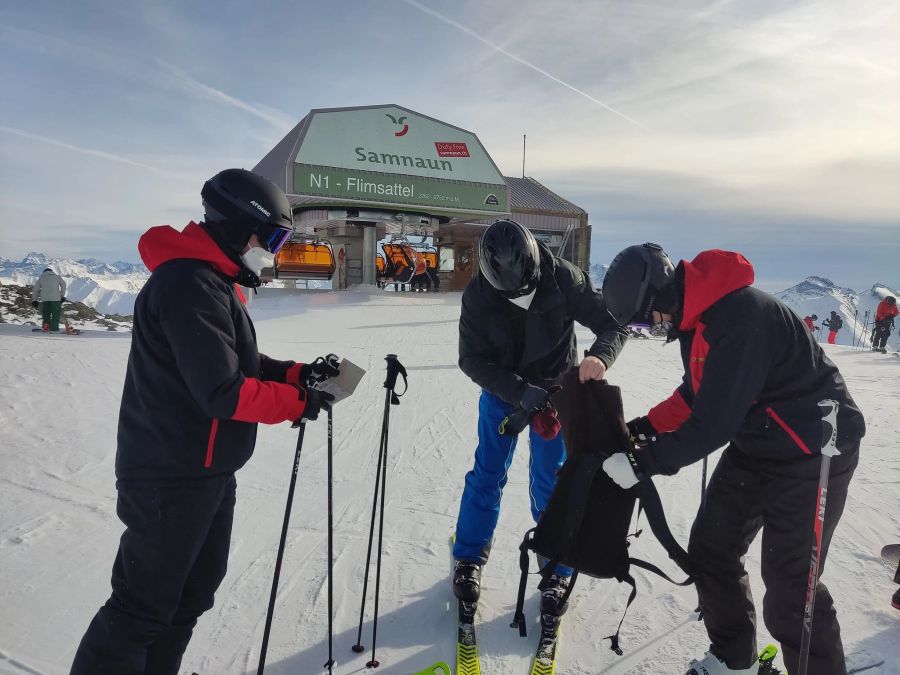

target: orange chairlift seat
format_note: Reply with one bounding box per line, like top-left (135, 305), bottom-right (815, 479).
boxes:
top-left (381, 243), bottom-right (428, 283)
top-left (273, 241), bottom-right (335, 280)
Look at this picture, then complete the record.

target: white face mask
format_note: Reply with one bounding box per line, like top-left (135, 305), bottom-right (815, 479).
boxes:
top-left (240, 246), bottom-right (274, 277)
top-left (507, 288), bottom-right (536, 310)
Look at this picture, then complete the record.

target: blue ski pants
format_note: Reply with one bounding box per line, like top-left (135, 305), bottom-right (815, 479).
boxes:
top-left (453, 390), bottom-right (570, 574)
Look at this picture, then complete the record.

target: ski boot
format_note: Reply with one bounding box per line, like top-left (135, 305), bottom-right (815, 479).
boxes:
top-left (892, 587), bottom-right (900, 610)
top-left (757, 644), bottom-right (782, 674)
top-left (538, 573), bottom-right (572, 617)
top-left (452, 560), bottom-right (482, 603)
top-left (685, 651), bottom-right (758, 675)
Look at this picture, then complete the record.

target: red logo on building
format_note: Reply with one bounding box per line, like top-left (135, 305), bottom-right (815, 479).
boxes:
top-left (385, 113), bottom-right (409, 137)
top-left (435, 142), bottom-right (470, 157)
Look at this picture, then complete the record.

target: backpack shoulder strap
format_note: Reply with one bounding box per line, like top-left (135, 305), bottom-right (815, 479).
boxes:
top-left (627, 556), bottom-right (693, 586)
top-left (634, 478), bottom-right (693, 578)
top-left (511, 528), bottom-right (535, 637)
top-left (603, 573), bottom-right (637, 655)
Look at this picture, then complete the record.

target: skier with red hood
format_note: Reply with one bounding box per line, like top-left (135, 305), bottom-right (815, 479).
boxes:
top-left (600, 245), bottom-right (865, 675)
top-left (71, 169), bottom-right (339, 674)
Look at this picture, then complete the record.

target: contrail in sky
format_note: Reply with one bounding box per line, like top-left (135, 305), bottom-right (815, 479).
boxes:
top-left (0, 126), bottom-right (169, 174)
top-left (401, 0), bottom-right (651, 131)
top-left (156, 60), bottom-right (294, 131)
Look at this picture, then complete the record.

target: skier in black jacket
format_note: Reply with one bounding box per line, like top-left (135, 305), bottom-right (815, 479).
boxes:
top-left (71, 169), bottom-right (338, 675)
top-left (452, 219), bottom-right (627, 614)
top-left (823, 310), bottom-right (843, 345)
top-left (600, 245), bottom-right (864, 675)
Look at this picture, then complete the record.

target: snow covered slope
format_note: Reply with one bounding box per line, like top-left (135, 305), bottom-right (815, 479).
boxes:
top-left (0, 253), bottom-right (148, 315)
top-left (775, 276), bottom-right (899, 350)
top-left (0, 289), bottom-right (897, 674)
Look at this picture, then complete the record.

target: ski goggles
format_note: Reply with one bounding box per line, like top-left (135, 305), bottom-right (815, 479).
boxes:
top-left (256, 223), bottom-right (293, 254)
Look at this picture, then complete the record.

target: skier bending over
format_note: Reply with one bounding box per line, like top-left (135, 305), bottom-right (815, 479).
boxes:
top-left (803, 314), bottom-right (818, 332)
top-left (453, 219), bottom-right (626, 618)
top-left (71, 169), bottom-right (338, 675)
top-left (30, 267), bottom-right (66, 332)
top-left (600, 244), bottom-right (865, 675)
top-left (822, 310), bottom-right (843, 345)
top-left (872, 295), bottom-right (897, 353)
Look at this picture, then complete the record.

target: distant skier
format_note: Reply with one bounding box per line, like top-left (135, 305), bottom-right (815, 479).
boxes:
top-left (822, 310), bottom-right (843, 344)
top-left (30, 267), bottom-right (66, 332)
top-left (600, 245), bottom-right (865, 675)
top-left (872, 296), bottom-right (897, 353)
top-left (70, 169), bottom-right (338, 675)
top-left (803, 314), bottom-right (818, 332)
top-left (453, 219), bottom-right (626, 618)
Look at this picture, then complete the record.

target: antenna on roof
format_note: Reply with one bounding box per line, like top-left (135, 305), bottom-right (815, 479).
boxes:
top-left (522, 133), bottom-right (526, 178)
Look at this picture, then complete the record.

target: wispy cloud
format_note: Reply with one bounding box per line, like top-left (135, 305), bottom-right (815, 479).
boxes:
top-left (0, 126), bottom-right (170, 174)
top-left (400, 0), bottom-right (651, 131)
top-left (156, 60), bottom-right (294, 131)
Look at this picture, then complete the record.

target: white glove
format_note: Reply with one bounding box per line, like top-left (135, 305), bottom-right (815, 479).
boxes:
top-left (602, 453), bottom-right (640, 489)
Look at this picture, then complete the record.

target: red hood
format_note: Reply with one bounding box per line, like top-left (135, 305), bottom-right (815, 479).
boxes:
top-left (138, 221), bottom-right (240, 277)
top-left (679, 250), bottom-right (754, 330)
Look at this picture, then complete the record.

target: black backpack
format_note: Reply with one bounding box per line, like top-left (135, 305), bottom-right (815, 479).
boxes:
top-left (511, 370), bottom-right (694, 654)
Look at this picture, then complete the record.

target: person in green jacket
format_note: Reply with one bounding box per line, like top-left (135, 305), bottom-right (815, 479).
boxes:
top-left (31, 267), bottom-right (66, 331)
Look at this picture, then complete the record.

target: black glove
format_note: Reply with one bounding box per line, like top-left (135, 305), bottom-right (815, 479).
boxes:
top-left (626, 416), bottom-right (656, 445)
top-left (31, 301), bottom-right (39, 309)
top-left (300, 354), bottom-right (340, 385)
top-left (518, 384), bottom-right (549, 412)
top-left (292, 386), bottom-right (335, 426)
top-left (61, 296), bottom-right (66, 302)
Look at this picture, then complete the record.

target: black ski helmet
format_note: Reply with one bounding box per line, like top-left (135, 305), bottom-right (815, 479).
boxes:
top-left (887, 296), bottom-right (896, 306)
top-left (602, 243), bottom-right (676, 326)
top-left (201, 168), bottom-right (293, 255)
top-left (478, 219), bottom-right (541, 297)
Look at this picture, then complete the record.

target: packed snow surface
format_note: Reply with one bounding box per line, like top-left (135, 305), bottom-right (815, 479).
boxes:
top-left (0, 288), bottom-right (897, 674)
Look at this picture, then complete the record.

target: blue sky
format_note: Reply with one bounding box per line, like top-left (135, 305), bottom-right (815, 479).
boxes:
top-left (1, 0), bottom-right (897, 292)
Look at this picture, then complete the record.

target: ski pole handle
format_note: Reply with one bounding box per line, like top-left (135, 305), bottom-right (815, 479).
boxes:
top-left (818, 399), bottom-right (840, 458)
top-left (383, 354), bottom-right (408, 399)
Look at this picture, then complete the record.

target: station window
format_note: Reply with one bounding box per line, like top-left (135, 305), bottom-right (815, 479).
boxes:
top-left (439, 247), bottom-right (455, 271)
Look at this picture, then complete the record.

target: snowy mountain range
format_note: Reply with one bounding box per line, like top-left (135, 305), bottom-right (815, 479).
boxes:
top-left (775, 276), bottom-right (899, 350)
top-left (589, 263), bottom-right (608, 287)
top-left (0, 252), bottom-right (148, 315)
top-left (1, 253), bottom-right (896, 349)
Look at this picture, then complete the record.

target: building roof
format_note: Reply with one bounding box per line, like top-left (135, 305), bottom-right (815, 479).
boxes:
top-left (504, 176), bottom-right (586, 216)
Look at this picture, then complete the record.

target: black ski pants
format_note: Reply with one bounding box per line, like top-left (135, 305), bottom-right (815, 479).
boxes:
top-left (872, 319), bottom-right (892, 350)
top-left (71, 473), bottom-right (236, 675)
top-left (689, 444), bottom-right (858, 675)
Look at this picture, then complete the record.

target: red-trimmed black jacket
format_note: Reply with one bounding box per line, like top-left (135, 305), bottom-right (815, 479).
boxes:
top-left (116, 222), bottom-right (307, 480)
top-left (637, 250), bottom-right (865, 476)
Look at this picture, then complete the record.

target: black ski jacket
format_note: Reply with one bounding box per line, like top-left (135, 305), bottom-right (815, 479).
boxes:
top-left (116, 222), bottom-right (308, 481)
top-left (637, 250), bottom-right (865, 476)
top-left (458, 244), bottom-right (627, 405)
top-left (824, 315), bottom-right (843, 330)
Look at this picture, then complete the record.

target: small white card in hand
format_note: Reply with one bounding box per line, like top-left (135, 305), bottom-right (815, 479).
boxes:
top-left (311, 358), bottom-right (365, 404)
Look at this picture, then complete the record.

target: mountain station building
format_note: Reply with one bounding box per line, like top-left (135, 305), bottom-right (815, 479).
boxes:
top-left (253, 105), bottom-right (590, 291)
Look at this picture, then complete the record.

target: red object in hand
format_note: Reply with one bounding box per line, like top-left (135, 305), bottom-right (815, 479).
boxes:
top-left (531, 406), bottom-right (561, 440)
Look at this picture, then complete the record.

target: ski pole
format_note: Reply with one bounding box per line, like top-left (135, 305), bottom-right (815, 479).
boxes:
top-left (351, 355), bottom-right (408, 667)
top-left (351, 390), bottom-right (390, 656)
top-left (325, 406), bottom-right (335, 674)
top-left (797, 399), bottom-right (840, 675)
top-left (258, 423), bottom-right (308, 675)
top-left (859, 311), bottom-right (870, 349)
top-left (367, 401), bottom-right (391, 669)
top-left (851, 309), bottom-right (858, 350)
